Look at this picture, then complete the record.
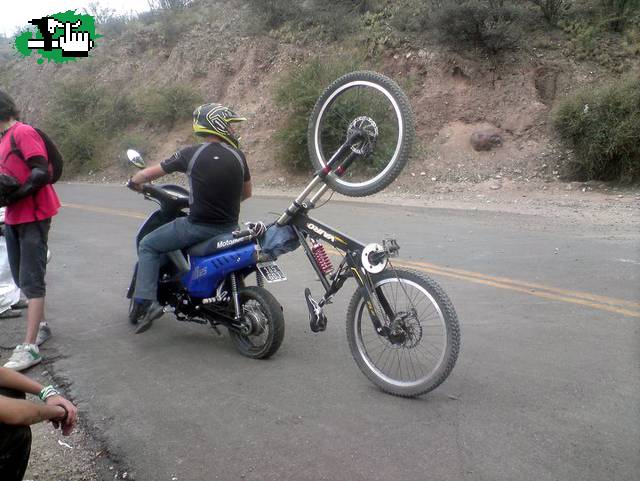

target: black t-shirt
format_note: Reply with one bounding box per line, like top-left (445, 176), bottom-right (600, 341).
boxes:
top-left (161, 142), bottom-right (250, 225)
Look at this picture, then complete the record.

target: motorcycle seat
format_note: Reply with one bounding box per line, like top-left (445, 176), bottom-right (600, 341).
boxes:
top-left (188, 232), bottom-right (254, 257)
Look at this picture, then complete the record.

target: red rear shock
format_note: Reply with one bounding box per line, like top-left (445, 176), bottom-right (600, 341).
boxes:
top-left (311, 241), bottom-right (334, 276)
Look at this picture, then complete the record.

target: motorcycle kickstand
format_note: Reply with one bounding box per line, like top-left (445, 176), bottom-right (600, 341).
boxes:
top-left (305, 288), bottom-right (328, 333)
top-left (210, 323), bottom-right (223, 336)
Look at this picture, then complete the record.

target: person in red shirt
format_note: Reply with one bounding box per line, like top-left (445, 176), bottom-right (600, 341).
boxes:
top-left (0, 90), bottom-right (59, 371)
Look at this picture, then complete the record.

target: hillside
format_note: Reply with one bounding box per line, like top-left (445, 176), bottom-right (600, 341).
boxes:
top-left (0, 0), bottom-right (638, 190)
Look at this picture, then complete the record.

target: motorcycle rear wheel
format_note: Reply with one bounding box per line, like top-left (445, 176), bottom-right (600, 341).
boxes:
top-left (346, 268), bottom-right (460, 397)
top-left (228, 286), bottom-right (285, 359)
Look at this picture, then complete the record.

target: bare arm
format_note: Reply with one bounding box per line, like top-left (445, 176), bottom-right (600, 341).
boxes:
top-left (241, 180), bottom-right (252, 201)
top-left (0, 366), bottom-right (42, 395)
top-left (0, 395), bottom-right (65, 426)
top-left (130, 163), bottom-right (167, 189)
top-left (0, 367), bottom-right (78, 435)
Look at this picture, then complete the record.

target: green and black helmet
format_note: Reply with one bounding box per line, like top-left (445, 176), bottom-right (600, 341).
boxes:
top-left (193, 103), bottom-right (246, 148)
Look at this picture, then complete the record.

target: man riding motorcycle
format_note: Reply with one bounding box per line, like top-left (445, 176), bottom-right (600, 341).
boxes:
top-left (127, 103), bottom-right (252, 334)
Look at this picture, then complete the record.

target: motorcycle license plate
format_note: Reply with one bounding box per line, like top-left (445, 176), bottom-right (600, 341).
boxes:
top-left (257, 261), bottom-right (287, 283)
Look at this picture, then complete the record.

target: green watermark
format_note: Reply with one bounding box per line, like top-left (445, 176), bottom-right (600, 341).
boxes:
top-left (14, 10), bottom-right (99, 64)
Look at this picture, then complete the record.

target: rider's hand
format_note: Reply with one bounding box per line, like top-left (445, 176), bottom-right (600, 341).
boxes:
top-left (46, 394), bottom-right (78, 436)
top-left (127, 177), bottom-right (142, 192)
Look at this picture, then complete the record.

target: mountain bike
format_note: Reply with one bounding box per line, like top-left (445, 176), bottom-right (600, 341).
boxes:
top-left (268, 71), bottom-right (461, 397)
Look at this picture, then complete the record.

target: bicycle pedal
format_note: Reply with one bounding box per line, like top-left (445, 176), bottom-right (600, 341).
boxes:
top-left (305, 288), bottom-right (327, 333)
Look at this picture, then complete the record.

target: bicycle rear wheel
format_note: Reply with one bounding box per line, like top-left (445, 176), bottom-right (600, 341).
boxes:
top-left (308, 71), bottom-right (415, 197)
top-left (346, 268), bottom-right (460, 397)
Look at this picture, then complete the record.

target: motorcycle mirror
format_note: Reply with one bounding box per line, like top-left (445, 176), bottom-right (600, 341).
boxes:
top-left (126, 149), bottom-right (145, 169)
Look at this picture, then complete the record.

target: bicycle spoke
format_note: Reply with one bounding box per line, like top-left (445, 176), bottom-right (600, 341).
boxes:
top-left (355, 274), bottom-right (451, 385)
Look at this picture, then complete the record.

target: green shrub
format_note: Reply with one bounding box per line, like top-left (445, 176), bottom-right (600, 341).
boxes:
top-left (430, 0), bottom-right (521, 55)
top-left (137, 85), bottom-right (201, 128)
top-left (274, 57), bottom-right (365, 170)
top-left (42, 80), bottom-right (140, 175)
top-left (553, 77), bottom-right (640, 182)
top-left (247, 0), bottom-right (361, 41)
top-left (390, 0), bottom-right (431, 33)
top-left (601, 0), bottom-right (640, 31)
top-left (248, 0), bottom-right (299, 30)
top-left (529, 0), bottom-right (571, 25)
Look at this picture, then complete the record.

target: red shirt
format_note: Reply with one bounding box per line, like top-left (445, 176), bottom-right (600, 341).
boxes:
top-left (0, 122), bottom-right (60, 225)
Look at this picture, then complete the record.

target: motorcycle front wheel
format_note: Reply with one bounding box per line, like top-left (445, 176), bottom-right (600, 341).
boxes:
top-left (346, 268), bottom-right (460, 397)
top-left (228, 286), bottom-right (285, 359)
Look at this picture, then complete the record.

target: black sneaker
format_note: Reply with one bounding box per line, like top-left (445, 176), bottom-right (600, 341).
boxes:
top-left (11, 300), bottom-right (28, 310)
top-left (135, 302), bottom-right (164, 334)
top-left (0, 309), bottom-right (22, 319)
top-left (129, 299), bottom-right (151, 325)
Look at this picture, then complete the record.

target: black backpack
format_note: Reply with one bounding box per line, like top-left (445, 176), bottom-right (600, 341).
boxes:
top-left (10, 128), bottom-right (63, 183)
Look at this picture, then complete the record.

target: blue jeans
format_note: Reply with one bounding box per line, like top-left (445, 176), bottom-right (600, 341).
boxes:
top-left (134, 217), bottom-right (237, 301)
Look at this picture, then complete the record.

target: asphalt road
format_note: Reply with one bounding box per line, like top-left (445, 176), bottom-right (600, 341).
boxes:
top-left (11, 184), bottom-right (640, 481)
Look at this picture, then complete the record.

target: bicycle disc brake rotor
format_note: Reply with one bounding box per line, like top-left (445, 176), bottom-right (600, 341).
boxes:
top-left (388, 310), bottom-right (423, 348)
top-left (347, 116), bottom-right (378, 155)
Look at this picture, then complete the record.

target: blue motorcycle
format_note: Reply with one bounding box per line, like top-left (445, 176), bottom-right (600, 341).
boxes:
top-left (124, 170), bottom-right (286, 359)
top-left (126, 71), bottom-right (460, 397)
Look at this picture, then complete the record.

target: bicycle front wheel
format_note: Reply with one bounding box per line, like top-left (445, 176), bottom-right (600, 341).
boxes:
top-left (308, 71), bottom-right (415, 197)
top-left (346, 268), bottom-right (460, 397)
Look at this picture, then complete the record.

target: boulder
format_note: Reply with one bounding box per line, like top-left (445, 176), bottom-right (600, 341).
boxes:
top-left (470, 129), bottom-right (503, 151)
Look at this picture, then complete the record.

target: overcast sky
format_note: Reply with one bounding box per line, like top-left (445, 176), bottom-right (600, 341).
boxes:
top-left (1, 0), bottom-right (152, 36)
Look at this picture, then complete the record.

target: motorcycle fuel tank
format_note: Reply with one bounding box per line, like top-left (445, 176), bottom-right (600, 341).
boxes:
top-left (183, 243), bottom-right (257, 298)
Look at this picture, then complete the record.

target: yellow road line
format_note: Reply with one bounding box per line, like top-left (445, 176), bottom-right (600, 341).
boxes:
top-left (390, 260), bottom-right (640, 319)
top-left (324, 247), bottom-right (640, 319)
top-left (62, 202), bottom-right (640, 319)
top-left (62, 203), bottom-right (147, 220)
top-left (400, 259), bottom-right (640, 310)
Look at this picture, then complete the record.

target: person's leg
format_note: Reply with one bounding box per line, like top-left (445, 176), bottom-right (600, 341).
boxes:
top-left (0, 423), bottom-right (32, 481)
top-left (3, 228), bottom-right (28, 314)
top-left (133, 218), bottom-right (237, 333)
top-left (134, 217), bottom-right (200, 301)
top-left (4, 223), bottom-right (21, 290)
top-left (135, 218), bottom-right (240, 300)
top-left (3, 220), bottom-right (50, 371)
top-left (23, 298), bottom-right (44, 345)
top-left (19, 220), bottom-right (50, 346)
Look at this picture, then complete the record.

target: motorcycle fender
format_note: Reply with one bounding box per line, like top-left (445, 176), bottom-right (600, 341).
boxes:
top-left (126, 263), bottom-right (138, 299)
top-left (136, 210), bottom-right (181, 248)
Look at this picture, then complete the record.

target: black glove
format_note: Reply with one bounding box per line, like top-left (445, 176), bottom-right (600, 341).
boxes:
top-left (126, 177), bottom-right (140, 191)
top-left (0, 174), bottom-right (20, 200)
top-left (3, 167), bottom-right (48, 205)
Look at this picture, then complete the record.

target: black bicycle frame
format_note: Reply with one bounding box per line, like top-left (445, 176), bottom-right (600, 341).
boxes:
top-left (275, 132), bottom-right (398, 336)
top-left (289, 211), bottom-right (395, 336)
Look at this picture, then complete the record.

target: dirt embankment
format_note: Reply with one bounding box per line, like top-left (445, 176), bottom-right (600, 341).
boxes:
top-left (2, 0), bottom-right (637, 192)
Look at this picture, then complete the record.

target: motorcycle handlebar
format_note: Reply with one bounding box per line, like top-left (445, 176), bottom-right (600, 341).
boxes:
top-left (233, 229), bottom-right (253, 239)
top-left (141, 183), bottom-right (177, 203)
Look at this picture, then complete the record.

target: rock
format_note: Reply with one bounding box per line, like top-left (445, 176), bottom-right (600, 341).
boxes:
top-left (470, 129), bottom-right (503, 151)
top-left (418, 49), bottom-right (427, 58)
top-left (489, 183), bottom-right (501, 190)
